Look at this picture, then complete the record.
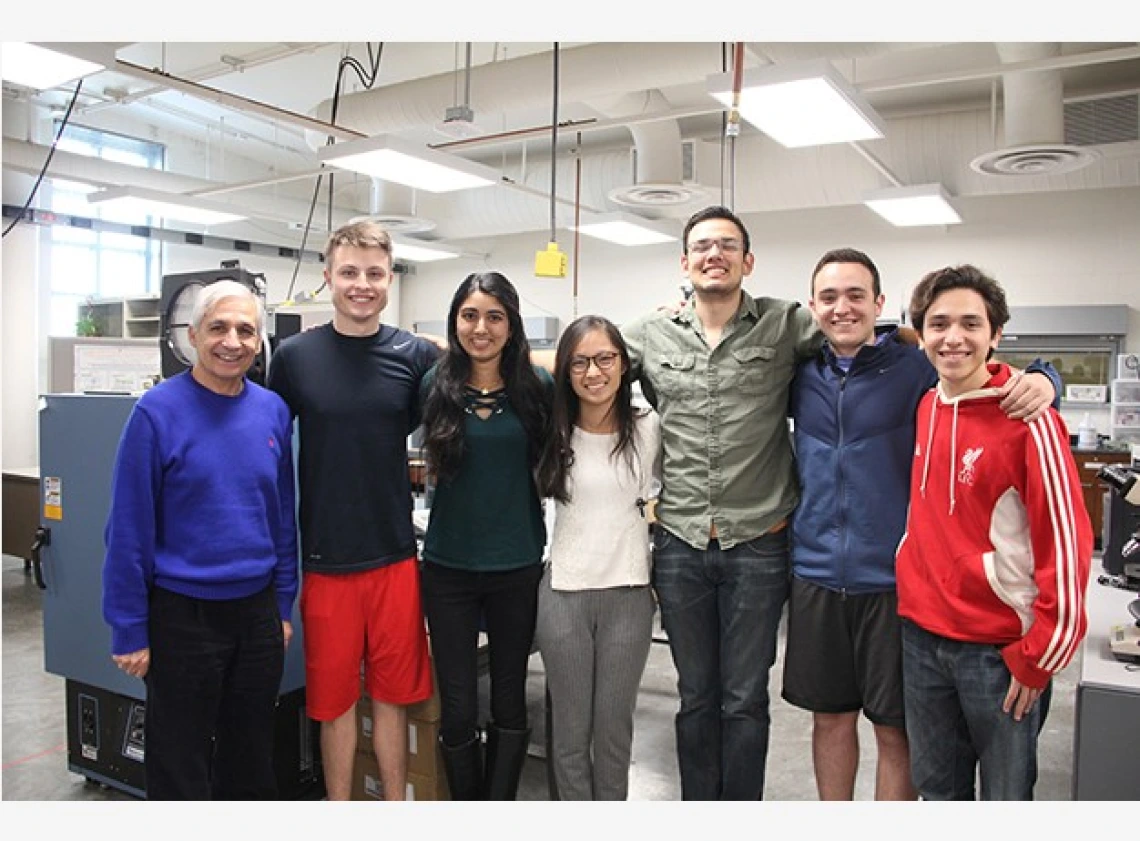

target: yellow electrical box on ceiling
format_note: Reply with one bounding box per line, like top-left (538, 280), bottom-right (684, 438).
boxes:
top-left (534, 241), bottom-right (567, 278)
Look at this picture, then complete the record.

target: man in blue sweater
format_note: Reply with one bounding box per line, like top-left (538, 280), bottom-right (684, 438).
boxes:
top-left (781, 249), bottom-right (1059, 800)
top-left (103, 280), bottom-right (299, 799)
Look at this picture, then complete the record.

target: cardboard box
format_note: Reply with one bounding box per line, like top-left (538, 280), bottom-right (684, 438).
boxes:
top-left (407, 687), bottom-right (442, 723)
top-left (406, 717), bottom-right (442, 778)
top-left (351, 752), bottom-right (449, 801)
top-left (356, 698), bottom-right (374, 756)
top-left (355, 699), bottom-right (443, 777)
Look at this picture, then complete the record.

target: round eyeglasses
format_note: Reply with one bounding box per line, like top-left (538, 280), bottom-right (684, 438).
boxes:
top-left (569, 351), bottom-right (620, 375)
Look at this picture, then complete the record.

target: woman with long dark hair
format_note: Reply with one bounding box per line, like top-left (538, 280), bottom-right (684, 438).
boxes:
top-left (534, 315), bottom-right (661, 799)
top-left (419, 271), bottom-right (552, 800)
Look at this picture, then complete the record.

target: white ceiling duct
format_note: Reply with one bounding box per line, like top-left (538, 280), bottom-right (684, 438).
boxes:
top-left (365, 178), bottom-right (435, 234)
top-left (306, 43), bottom-right (727, 148)
top-left (745, 43), bottom-right (944, 63)
top-left (970, 42), bottom-right (1099, 177)
top-left (583, 90), bottom-right (707, 211)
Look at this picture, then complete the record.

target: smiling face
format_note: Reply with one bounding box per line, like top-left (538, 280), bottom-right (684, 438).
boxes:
top-left (188, 294), bottom-right (262, 395)
top-left (326, 243), bottom-right (392, 336)
top-left (919, 287), bottom-right (1003, 396)
top-left (681, 216), bottom-right (755, 301)
top-left (455, 290), bottom-right (510, 367)
top-left (567, 327), bottom-right (626, 417)
top-left (809, 261), bottom-right (885, 358)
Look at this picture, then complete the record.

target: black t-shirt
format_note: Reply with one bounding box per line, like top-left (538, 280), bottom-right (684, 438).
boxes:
top-left (267, 323), bottom-right (439, 573)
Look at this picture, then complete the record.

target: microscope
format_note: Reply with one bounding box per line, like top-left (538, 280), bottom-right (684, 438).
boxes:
top-left (1096, 464), bottom-right (1140, 663)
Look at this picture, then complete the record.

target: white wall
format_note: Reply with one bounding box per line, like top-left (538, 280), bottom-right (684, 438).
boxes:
top-left (402, 186), bottom-right (1140, 438)
top-left (2, 223), bottom-right (41, 469)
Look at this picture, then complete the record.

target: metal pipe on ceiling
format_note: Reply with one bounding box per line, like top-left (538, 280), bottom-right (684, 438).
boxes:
top-left (111, 59), bottom-right (364, 141)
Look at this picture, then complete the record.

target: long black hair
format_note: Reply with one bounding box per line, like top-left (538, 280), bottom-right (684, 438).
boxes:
top-left (422, 271), bottom-right (549, 484)
top-left (537, 315), bottom-right (643, 504)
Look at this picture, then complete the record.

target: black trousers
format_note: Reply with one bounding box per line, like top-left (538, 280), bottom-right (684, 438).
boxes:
top-left (421, 562), bottom-right (543, 747)
top-left (144, 585), bottom-right (284, 800)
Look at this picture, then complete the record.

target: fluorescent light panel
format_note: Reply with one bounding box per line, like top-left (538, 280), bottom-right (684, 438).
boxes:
top-left (391, 237), bottom-right (460, 262)
top-left (1, 42), bottom-right (112, 90)
top-left (87, 186), bottom-right (247, 226)
top-left (863, 184), bottom-right (962, 227)
top-left (318, 134), bottom-right (499, 193)
top-left (707, 59), bottom-right (885, 148)
top-left (572, 212), bottom-right (678, 246)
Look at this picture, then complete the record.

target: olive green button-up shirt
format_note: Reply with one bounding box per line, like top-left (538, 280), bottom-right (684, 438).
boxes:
top-left (622, 292), bottom-right (821, 550)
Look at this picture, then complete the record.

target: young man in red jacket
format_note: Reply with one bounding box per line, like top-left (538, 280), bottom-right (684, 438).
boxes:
top-left (896, 264), bottom-right (1092, 800)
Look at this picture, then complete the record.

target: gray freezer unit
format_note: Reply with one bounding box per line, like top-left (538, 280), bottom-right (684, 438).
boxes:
top-left (36, 393), bottom-right (318, 797)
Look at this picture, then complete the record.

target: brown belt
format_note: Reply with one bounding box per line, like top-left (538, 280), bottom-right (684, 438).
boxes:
top-left (709, 517), bottom-right (787, 540)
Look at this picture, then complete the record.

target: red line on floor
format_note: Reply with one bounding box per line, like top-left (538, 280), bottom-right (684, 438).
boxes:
top-left (2, 743), bottom-right (66, 769)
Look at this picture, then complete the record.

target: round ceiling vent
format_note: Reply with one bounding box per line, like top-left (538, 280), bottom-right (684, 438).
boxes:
top-left (607, 182), bottom-right (708, 208)
top-left (969, 144), bottom-right (1099, 177)
top-left (349, 214), bottom-right (436, 235)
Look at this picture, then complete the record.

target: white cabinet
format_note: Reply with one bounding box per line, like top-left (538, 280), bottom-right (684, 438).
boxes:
top-left (1110, 378), bottom-right (1140, 442)
top-left (86, 295), bottom-right (161, 338)
top-left (123, 295), bottom-right (161, 338)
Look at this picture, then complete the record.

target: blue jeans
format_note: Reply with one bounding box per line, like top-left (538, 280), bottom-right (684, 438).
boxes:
top-left (650, 526), bottom-right (789, 800)
top-left (901, 619), bottom-right (1051, 800)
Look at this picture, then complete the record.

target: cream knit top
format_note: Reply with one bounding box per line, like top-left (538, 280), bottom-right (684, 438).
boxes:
top-left (547, 411), bottom-right (662, 591)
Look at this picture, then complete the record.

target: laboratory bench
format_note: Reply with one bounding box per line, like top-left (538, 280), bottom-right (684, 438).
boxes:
top-left (2, 467), bottom-right (39, 565)
top-left (1071, 564), bottom-right (1140, 800)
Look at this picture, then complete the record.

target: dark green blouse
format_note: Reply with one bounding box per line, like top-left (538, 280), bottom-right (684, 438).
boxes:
top-left (420, 365), bottom-right (552, 571)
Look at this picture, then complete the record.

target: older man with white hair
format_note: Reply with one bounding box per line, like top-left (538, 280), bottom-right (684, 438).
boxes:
top-left (103, 279), bottom-right (299, 800)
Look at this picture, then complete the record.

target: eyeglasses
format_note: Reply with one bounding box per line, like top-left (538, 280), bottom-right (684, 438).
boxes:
top-left (687, 237), bottom-right (743, 254)
top-left (569, 351), bottom-right (620, 375)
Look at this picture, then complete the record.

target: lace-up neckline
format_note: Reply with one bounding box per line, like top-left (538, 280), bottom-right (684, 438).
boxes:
top-left (464, 384), bottom-right (507, 418)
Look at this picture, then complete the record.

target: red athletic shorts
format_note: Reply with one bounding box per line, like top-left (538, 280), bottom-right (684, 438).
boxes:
top-left (300, 558), bottom-right (431, 721)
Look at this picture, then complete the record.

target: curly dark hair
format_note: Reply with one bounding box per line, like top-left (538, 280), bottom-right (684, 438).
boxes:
top-left (537, 315), bottom-right (644, 503)
top-left (421, 271), bottom-right (550, 484)
top-left (909, 264), bottom-right (1009, 335)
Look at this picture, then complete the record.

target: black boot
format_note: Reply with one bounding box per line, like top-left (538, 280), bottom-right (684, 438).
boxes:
top-left (439, 734), bottom-right (483, 801)
top-left (483, 724), bottom-right (531, 800)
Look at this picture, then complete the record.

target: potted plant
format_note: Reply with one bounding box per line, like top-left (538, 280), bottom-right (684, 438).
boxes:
top-left (75, 298), bottom-right (101, 337)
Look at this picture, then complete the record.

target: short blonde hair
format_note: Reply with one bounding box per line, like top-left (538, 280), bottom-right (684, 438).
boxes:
top-left (323, 219), bottom-right (392, 266)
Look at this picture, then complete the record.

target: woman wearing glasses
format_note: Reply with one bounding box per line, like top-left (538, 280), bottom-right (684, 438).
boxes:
top-left (535, 315), bottom-right (662, 800)
top-left (419, 271), bottom-right (553, 800)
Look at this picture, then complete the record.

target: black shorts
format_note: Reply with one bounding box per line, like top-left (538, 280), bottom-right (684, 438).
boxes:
top-left (781, 576), bottom-right (905, 728)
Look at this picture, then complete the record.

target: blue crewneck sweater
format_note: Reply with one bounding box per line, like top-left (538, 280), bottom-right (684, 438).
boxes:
top-left (103, 371), bottom-right (299, 656)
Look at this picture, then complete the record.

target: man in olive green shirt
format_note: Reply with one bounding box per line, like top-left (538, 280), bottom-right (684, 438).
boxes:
top-left (621, 205), bottom-right (821, 800)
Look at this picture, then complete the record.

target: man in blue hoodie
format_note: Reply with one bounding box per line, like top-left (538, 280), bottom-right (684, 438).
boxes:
top-left (103, 280), bottom-right (298, 799)
top-left (781, 249), bottom-right (1059, 800)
